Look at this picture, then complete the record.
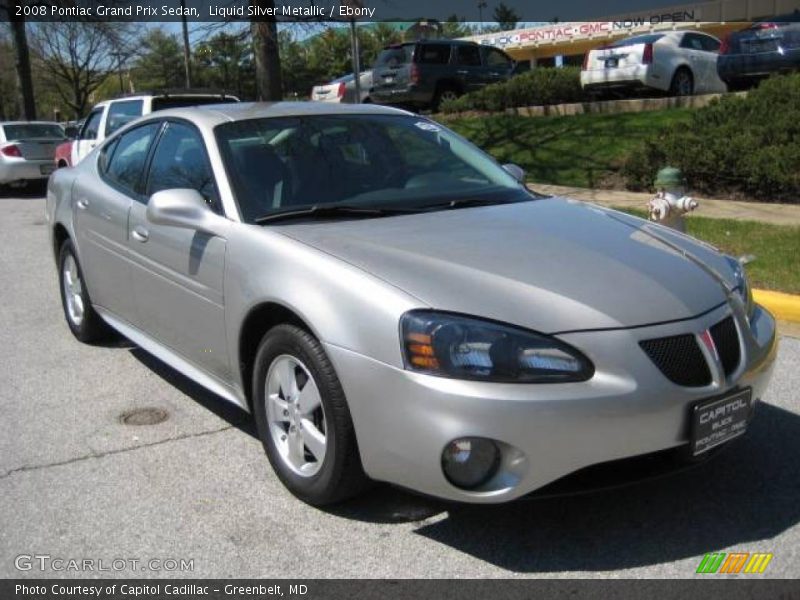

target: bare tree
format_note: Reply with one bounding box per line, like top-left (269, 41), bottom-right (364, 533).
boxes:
top-left (249, 0), bottom-right (283, 100)
top-left (5, 13), bottom-right (37, 119)
top-left (30, 21), bottom-right (138, 118)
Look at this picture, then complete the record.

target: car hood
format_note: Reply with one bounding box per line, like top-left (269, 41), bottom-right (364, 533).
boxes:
top-left (276, 197), bottom-right (737, 332)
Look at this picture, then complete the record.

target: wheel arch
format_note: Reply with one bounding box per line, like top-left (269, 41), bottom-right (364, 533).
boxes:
top-left (53, 222), bottom-right (70, 262)
top-left (238, 301), bottom-right (316, 411)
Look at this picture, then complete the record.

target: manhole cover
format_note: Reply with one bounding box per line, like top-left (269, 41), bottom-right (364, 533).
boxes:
top-left (120, 407), bottom-right (169, 426)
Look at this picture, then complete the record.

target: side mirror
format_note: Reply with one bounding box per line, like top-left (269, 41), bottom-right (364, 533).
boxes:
top-left (503, 163), bottom-right (526, 183)
top-left (146, 189), bottom-right (226, 237)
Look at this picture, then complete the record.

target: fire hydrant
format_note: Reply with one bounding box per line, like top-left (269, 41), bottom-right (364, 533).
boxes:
top-left (647, 167), bottom-right (698, 232)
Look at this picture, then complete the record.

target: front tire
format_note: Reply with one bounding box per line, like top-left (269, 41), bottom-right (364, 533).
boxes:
top-left (58, 239), bottom-right (111, 343)
top-left (253, 324), bottom-right (369, 505)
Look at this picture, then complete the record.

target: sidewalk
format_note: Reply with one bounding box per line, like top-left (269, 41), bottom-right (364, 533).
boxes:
top-left (531, 183), bottom-right (800, 227)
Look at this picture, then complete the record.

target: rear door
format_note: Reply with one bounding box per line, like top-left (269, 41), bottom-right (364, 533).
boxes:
top-left (73, 108), bottom-right (104, 165)
top-left (73, 121), bottom-right (161, 322)
top-left (453, 44), bottom-right (486, 92)
top-left (126, 120), bottom-right (230, 381)
top-left (680, 33), bottom-right (720, 93)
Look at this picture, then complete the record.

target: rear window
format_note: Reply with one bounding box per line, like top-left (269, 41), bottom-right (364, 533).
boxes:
top-left (374, 45), bottom-right (414, 67)
top-left (151, 96), bottom-right (239, 112)
top-left (610, 34), bottom-right (664, 47)
top-left (2, 123), bottom-right (65, 140)
top-left (418, 43), bottom-right (451, 65)
top-left (331, 74), bottom-right (355, 84)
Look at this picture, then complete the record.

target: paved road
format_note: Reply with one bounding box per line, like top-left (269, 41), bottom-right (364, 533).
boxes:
top-left (1, 192), bottom-right (799, 579)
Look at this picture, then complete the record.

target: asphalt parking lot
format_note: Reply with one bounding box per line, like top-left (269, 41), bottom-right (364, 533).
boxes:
top-left (1, 189), bottom-right (799, 579)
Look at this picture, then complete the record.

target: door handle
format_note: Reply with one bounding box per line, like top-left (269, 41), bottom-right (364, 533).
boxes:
top-left (131, 226), bottom-right (149, 243)
top-left (76, 199), bottom-right (89, 210)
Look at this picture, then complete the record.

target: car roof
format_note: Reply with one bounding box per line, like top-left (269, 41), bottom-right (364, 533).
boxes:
top-left (0, 121), bottom-right (62, 126)
top-left (146, 101), bottom-right (411, 127)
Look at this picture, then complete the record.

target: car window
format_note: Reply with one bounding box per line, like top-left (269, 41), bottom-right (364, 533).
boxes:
top-left (104, 122), bottom-right (160, 195)
top-left (484, 47), bottom-right (512, 68)
top-left (80, 110), bottom-right (104, 141)
top-left (98, 138), bottom-right (119, 173)
top-left (418, 43), bottom-right (451, 65)
top-left (610, 34), bottom-right (664, 47)
top-left (698, 35), bottom-right (721, 52)
top-left (681, 33), bottom-right (705, 51)
top-left (145, 121), bottom-right (220, 213)
top-left (374, 45), bottom-right (414, 67)
top-left (455, 45), bottom-right (482, 67)
top-left (105, 100), bottom-right (144, 136)
top-left (2, 123), bottom-right (65, 140)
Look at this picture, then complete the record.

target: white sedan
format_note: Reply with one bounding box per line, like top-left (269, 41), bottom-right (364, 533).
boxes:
top-left (311, 71), bottom-right (373, 103)
top-left (0, 122), bottom-right (65, 188)
top-left (581, 31), bottom-right (728, 96)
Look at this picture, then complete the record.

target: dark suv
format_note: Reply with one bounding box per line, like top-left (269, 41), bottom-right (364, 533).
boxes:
top-left (370, 40), bottom-right (517, 111)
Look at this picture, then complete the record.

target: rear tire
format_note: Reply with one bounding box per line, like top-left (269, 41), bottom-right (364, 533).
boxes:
top-left (432, 85), bottom-right (460, 111)
top-left (252, 324), bottom-right (370, 505)
top-left (669, 67), bottom-right (694, 96)
top-left (58, 239), bottom-right (111, 343)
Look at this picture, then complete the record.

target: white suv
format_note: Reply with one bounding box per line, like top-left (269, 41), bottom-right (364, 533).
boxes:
top-left (69, 91), bottom-right (239, 166)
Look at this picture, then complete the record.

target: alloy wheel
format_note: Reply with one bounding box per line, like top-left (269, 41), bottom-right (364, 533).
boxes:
top-left (265, 354), bottom-right (327, 477)
top-left (62, 254), bottom-right (84, 327)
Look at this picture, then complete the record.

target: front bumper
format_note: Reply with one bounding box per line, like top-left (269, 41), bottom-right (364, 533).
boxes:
top-left (0, 159), bottom-right (56, 184)
top-left (327, 302), bottom-right (777, 503)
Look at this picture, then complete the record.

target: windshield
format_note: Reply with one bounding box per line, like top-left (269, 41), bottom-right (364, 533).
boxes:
top-left (216, 114), bottom-right (526, 224)
top-left (2, 123), bottom-right (65, 140)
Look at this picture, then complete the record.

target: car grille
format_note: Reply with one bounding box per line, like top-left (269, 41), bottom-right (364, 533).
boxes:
top-left (639, 334), bottom-right (711, 387)
top-left (640, 316), bottom-right (742, 387)
top-left (710, 316), bottom-right (740, 377)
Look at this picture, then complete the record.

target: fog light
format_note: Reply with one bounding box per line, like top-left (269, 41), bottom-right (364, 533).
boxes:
top-left (441, 437), bottom-right (500, 489)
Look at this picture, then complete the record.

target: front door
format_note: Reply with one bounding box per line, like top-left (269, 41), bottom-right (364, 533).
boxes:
top-left (126, 120), bottom-right (230, 381)
top-left (73, 122), bottom-right (161, 322)
top-left (72, 108), bottom-right (104, 165)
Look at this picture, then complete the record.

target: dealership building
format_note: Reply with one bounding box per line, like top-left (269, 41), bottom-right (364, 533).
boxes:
top-left (462, 0), bottom-right (800, 68)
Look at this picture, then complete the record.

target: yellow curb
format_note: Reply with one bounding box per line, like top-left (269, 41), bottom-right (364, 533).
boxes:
top-left (753, 289), bottom-right (800, 324)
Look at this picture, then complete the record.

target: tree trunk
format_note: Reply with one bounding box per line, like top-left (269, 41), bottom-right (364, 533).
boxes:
top-left (9, 16), bottom-right (36, 120)
top-left (249, 0), bottom-right (282, 101)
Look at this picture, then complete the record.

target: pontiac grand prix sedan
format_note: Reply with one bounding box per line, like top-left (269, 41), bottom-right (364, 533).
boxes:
top-left (46, 102), bottom-right (777, 506)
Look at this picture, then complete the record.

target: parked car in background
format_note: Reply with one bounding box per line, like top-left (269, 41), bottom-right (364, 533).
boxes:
top-left (0, 121), bottom-right (66, 188)
top-left (65, 90), bottom-right (239, 167)
top-left (311, 71), bottom-right (373, 103)
top-left (371, 40), bottom-right (517, 111)
top-left (717, 13), bottom-right (800, 89)
top-left (581, 31), bottom-right (727, 97)
top-left (48, 102), bottom-right (776, 507)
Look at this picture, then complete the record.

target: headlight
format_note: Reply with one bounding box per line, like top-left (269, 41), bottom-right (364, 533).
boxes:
top-left (400, 311), bottom-right (594, 383)
top-left (726, 256), bottom-right (754, 319)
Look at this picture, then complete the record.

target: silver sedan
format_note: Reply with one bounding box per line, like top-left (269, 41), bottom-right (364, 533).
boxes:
top-left (46, 102), bottom-right (777, 505)
top-left (1, 121), bottom-right (64, 187)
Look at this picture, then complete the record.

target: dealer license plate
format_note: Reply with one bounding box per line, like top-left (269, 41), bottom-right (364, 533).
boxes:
top-left (691, 388), bottom-right (753, 456)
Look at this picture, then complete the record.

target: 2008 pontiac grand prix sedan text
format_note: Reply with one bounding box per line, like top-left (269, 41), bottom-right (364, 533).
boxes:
top-left (46, 102), bottom-right (777, 505)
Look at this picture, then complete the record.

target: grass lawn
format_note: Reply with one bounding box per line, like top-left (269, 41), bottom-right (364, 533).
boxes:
top-left (613, 207), bottom-right (800, 294)
top-left (446, 109), bottom-right (691, 189)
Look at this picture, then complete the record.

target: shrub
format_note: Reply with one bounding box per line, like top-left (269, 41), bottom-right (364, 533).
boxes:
top-left (440, 66), bottom-right (586, 114)
top-left (622, 74), bottom-right (800, 202)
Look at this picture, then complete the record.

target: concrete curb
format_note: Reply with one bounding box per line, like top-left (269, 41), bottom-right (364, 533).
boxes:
top-left (754, 290), bottom-right (800, 324)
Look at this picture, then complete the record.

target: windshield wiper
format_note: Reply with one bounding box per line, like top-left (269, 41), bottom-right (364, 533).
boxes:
top-left (254, 204), bottom-right (418, 224)
top-left (419, 197), bottom-right (517, 211)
